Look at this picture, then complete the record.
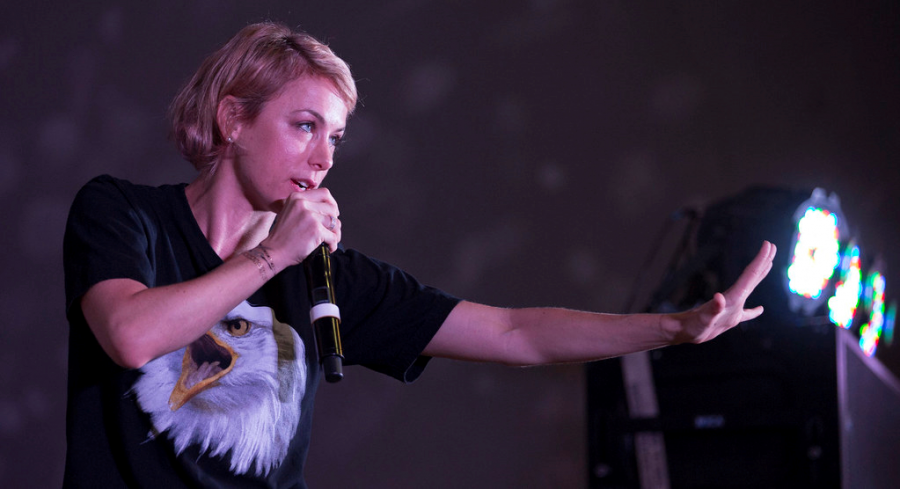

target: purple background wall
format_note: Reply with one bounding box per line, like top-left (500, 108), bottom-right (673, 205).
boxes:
top-left (1, 1), bottom-right (898, 487)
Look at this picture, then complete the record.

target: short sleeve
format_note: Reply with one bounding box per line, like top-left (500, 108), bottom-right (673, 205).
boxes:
top-left (63, 175), bottom-right (155, 320)
top-left (331, 249), bottom-right (460, 383)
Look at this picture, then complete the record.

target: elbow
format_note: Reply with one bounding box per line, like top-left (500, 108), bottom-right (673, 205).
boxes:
top-left (90, 319), bottom-right (154, 370)
top-left (110, 348), bottom-right (151, 370)
top-left (103, 335), bottom-right (153, 370)
top-left (80, 281), bottom-right (160, 369)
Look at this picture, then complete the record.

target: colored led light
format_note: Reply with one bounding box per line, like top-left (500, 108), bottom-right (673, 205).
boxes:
top-left (885, 301), bottom-right (897, 346)
top-left (786, 207), bottom-right (841, 300)
top-left (859, 271), bottom-right (886, 357)
top-left (827, 244), bottom-right (862, 329)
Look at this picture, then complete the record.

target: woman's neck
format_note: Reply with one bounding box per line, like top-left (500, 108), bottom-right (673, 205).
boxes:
top-left (185, 168), bottom-right (275, 260)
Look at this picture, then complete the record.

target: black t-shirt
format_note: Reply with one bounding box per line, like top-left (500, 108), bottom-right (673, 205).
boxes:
top-left (62, 175), bottom-right (459, 488)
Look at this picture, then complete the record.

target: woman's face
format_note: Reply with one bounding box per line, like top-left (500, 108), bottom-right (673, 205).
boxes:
top-left (230, 75), bottom-right (349, 212)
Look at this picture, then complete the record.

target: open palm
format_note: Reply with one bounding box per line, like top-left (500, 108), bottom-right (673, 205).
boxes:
top-left (673, 241), bottom-right (777, 344)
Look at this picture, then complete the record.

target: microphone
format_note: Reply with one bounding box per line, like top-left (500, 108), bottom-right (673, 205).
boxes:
top-left (304, 243), bottom-right (344, 383)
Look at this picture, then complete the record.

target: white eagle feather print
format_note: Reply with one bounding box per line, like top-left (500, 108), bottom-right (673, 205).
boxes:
top-left (133, 301), bottom-right (307, 476)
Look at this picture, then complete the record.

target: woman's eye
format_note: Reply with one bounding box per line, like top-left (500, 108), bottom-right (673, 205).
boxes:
top-left (329, 134), bottom-right (344, 148)
top-left (297, 122), bottom-right (313, 133)
top-left (225, 318), bottom-right (252, 337)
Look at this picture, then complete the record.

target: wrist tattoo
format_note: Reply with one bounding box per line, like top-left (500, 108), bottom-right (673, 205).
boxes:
top-left (243, 246), bottom-right (275, 280)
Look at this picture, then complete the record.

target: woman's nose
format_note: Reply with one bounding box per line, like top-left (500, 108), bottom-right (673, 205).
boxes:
top-left (308, 138), bottom-right (333, 171)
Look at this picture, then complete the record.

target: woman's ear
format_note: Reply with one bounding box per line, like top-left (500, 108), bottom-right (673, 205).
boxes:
top-left (216, 95), bottom-right (242, 143)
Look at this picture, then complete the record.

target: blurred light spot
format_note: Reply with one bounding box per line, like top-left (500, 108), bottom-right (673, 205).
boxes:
top-left (611, 150), bottom-right (661, 216)
top-left (0, 37), bottom-right (20, 70)
top-left (827, 243), bottom-right (861, 329)
top-left (99, 7), bottom-right (125, 44)
top-left (450, 220), bottom-right (526, 289)
top-left (0, 400), bottom-right (23, 435)
top-left (491, 2), bottom-right (573, 48)
top-left (372, 129), bottom-right (414, 173)
top-left (67, 46), bottom-right (98, 116)
top-left (23, 387), bottom-right (50, 419)
top-left (787, 207), bottom-right (841, 299)
top-left (650, 73), bottom-right (703, 123)
top-left (403, 61), bottom-right (457, 113)
top-left (98, 90), bottom-right (153, 159)
top-left (536, 161), bottom-right (567, 193)
top-left (0, 147), bottom-right (21, 197)
top-left (37, 113), bottom-right (80, 169)
top-left (494, 94), bottom-right (528, 136)
top-left (336, 113), bottom-right (376, 160)
top-left (18, 198), bottom-right (71, 262)
top-left (0, 351), bottom-right (15, 387)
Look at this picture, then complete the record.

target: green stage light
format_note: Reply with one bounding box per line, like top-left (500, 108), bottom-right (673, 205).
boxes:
top-left (860, 269), bottom-right (887, 357)
top-left (827, 243), bottom-right (863, 329)
top-left (885, 301), bottom-right (897, 346)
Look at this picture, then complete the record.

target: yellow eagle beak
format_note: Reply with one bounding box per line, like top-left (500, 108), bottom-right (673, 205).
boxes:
top-left (168, 330), bottom-right (238, 411)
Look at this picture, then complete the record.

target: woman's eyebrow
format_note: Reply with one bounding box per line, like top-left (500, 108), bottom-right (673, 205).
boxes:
top-left (291, 109), bottom-right (346, 131)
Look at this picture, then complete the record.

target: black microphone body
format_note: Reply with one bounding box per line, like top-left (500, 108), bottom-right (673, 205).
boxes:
top-left (304, 243), bottom-right (344, 383)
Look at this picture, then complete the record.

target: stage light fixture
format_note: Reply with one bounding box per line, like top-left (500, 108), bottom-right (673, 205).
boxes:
top-left (589, 185), bottom-right (900, 488)
top-left (827, 243), bottom-right (863, 329)
top-left (784, 188), bottom-right (847, 316)
top-left (859, 269), bottom-right (886, 357)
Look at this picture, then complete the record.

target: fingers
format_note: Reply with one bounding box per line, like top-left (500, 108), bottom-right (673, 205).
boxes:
top-left (726, 241), bottom-right (777, 301)
top-left (685, 243), bottom-right (776, 344)
top-left (703, 292), bottom-right (726, 322)
top-left (321, 213), bottom-right (341, 253)
top-left (284, 188), bottom-right (340, 217)
top-left (303, 189), bottom-right (341, 253)
top-left (742, 305), bottom-right (765, 322)
top-left (265, 188), bottom-right (342, 262)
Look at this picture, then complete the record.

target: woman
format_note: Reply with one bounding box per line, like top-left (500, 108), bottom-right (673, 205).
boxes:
top-left (63, 21), bottom-right (775, 488)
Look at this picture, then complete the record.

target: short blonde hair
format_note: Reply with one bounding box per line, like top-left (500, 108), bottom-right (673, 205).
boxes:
top-left (170, 22), bottom-right (358, 170)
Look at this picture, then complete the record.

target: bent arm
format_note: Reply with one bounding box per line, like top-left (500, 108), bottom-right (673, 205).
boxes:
top-left (81, 250), bottom-right (279, 369)
top-left (424, 241), bottom-right (776, 366)
top-left (75, 185), bottom-right (341, 370)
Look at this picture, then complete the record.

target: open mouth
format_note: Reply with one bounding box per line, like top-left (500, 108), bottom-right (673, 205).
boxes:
top-left (293, 180), bottom-right (310, 191)
top-left (168, 331), bottom-right (237, 411)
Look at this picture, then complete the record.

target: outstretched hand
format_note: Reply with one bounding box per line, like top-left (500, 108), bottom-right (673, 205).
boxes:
top-left (671, 241), bottom-right (777, 344)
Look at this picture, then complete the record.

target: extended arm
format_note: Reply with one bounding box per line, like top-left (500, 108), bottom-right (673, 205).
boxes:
top-left (423, 241), bottom-right (776, 366)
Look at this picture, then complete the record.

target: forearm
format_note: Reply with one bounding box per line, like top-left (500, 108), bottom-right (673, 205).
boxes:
top-left (426, 302), bottom-right (682, 367)
top-left (82, 247), bottom-right (284, 369)
top-left (504, 307), bottom-right (682, 366)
